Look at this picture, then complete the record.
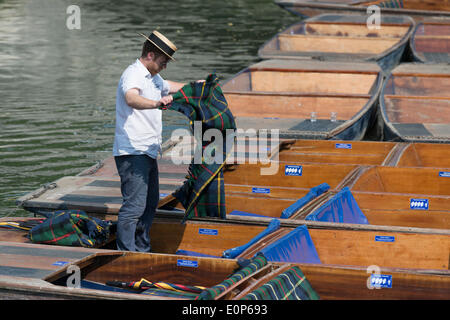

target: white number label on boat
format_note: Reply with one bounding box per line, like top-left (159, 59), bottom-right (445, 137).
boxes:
top-left (370, 274), bottom-right (392, 289)
top-left (285, 165), bottom-right (302, 176)
top-left (410, 198), bottom-right (429, 210)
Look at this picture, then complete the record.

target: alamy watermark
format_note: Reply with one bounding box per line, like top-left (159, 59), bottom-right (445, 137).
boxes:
top-left (367, 5), bottom-right (381, 30)
top-left (66, 264), bottom-right (81, 288)
top-left (169, 122), bottom-right (280, 175)
top-left (66, 5), bottom-right (81, 30)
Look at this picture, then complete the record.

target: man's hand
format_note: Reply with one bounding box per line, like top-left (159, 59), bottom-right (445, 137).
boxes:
top-left (159, 95), bottom-right (173, 106)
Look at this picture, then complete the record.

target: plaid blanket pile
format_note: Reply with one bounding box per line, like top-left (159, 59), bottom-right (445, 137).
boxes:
top-left (28, 210), bottom-right (112, 248)
top-left (241, 266), bottom-right (320, 300)
top-left (160, 74), bottom-right (236, 222)
top-left (196, 254), bottom-right (268, 300)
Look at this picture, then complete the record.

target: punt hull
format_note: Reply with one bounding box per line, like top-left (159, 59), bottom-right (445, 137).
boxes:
top-left (379, 63), bottom-right (450, 143)
top-left (0, 228), bottom-right (448, 300)
top-left (222, 59), bottom-right (383, 141)
top-left (258, 14), bottom-right (415, 73)
top-left (275, 0), bottom-right (450, 22)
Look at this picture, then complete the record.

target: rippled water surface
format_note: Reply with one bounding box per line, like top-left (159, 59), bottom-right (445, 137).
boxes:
top-left (0, 0), bottom-right (299, 217)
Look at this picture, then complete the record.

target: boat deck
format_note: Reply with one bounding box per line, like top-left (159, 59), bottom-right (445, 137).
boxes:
top-left (16, 139), bottom-right (450, 221)
top-left (0, 240), bottom-right (112, 280)
top-left (3, 137), bottom-right (450, 299)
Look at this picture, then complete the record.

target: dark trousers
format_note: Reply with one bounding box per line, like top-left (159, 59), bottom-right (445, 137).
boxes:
top-left (114, 155), bottom-right (159, 252)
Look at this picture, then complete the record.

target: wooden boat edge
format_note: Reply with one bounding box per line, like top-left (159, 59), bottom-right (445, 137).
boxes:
top-left (274, 0), bottom-right (450, 19)
top-left (379, 69), bottom-right (450, 143)
top-left (258, 13), bottom-right (416, 64)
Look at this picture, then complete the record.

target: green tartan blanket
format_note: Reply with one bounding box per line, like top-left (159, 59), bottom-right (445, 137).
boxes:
top-left (28, 210), bottom-right (112, 248)
top-left (196, 254), bottom-right (268, 300)
top-left (241, 266), bottom-right (320, 300)
top-left (160, 74), bottom-right (236, 222)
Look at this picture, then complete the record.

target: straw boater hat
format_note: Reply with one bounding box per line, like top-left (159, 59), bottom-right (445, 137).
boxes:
top-left (139, 30), bottom-right (177, 61)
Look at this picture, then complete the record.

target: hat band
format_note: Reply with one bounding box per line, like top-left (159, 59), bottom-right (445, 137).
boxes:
top-left (148, 33), bottom-right (175, 57)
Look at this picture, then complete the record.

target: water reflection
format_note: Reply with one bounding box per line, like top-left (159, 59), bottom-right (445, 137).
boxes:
top-left (0, 0), bottom-right (298, 216)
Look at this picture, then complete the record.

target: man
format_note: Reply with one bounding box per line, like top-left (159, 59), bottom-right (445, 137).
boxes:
top-left (112, 30), bottom-right (185, 252)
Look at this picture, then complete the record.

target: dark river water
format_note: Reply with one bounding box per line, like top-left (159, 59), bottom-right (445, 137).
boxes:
top-left (0, 0), bottom-right (299, 217)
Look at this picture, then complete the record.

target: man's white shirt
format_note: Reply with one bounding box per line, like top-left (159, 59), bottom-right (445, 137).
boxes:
top-left (113, 59), bottom-right (170, 159)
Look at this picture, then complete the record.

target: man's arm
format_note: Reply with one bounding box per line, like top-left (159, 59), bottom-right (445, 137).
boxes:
top-left (166, 80), bottom-right (186, 94)
top-left (125, 88), bottom-right (162, 109)
top-left (166, 79), bottom-right (207, 94)
top-left (123, 76), bottom-right (190, 109)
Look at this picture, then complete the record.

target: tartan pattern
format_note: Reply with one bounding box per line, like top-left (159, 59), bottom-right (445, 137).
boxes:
top-left (106, 278), bottom-right (205, 294)
top-left (196, 254), bottom-right (268, 300)
top-left (167, 74), bottom-right (236, 132)
top-left (160, 74), bottom-right (236, 222)
top-left (241, 266), bottom-right (320, 300)
top-left (0, 219), bottom-right (44, 231)
top-left (141, 288), bottom-right (200, 299)
top-left (28, 210), bottom-right (112, 248)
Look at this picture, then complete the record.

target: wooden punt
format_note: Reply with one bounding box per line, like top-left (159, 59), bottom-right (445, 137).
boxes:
top-left (224, 162), bottom-right (358, 191)
top-left (348, 166), bottom-right (450, 197)
top-left (0, 240), bottom-right (448, 300)
top-left (235, 262), bottom-right (450, 300)
top-left (221, 150), bottom-right (447, 228)
top-left (170, 162), bottom-right (450, 230)
top-left (222, 59), bottom-right (383, 140)
top-left (392, 142), bottom-right (450, 168)
top-left (379, 63), bottom-right (450, 143)
top-left (38, 249), bottom-right (450, 300)
top-left (180, 155), bottom-right (450, 229)
top-left (244, 139), bottom-right (450, 169)
top-left (15, 141), bottom-right (449, 229)
top-left (271, 139), bottom-right (397, 165)
top-left (4, 212), bottom-right (449, 273)
top-left (0, 239), bottom-right (242, 300)
top-left (258, 14), bottom-right (415, 72)
top-left (272, 139), bottom-right (450, 168)
top-left (274, 0), bottom-right (450, 22)
top-left (410, 22), bottom-right (450, 63)
top-left (222, 159), bottom-right (450, 229)
top-left (146, 217), bottom-right (449, 271)
top-left (339, 166), bottom-right (450, 228)
top-left (14, 161), bottom-right (358, 217)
